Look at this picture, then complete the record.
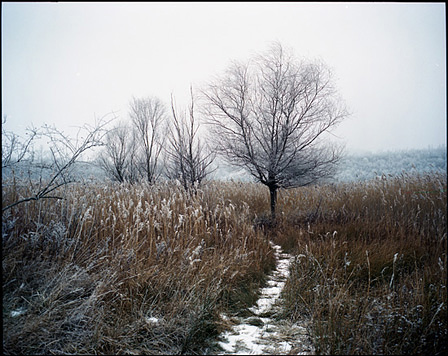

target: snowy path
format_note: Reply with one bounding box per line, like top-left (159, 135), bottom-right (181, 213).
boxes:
top-left (212, 242), bottom-right (314, 355)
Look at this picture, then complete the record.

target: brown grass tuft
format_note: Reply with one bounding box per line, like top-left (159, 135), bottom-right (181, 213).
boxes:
top-left (2, 180), bottom-right (275, 354)
top-left (278, 172), bottom-right (447, 354)
top-left (3, 172), bottom-right (446, 354)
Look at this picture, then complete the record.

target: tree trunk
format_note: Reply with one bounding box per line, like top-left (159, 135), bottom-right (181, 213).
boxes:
top-left (269, 185), bottom-right (277, 221)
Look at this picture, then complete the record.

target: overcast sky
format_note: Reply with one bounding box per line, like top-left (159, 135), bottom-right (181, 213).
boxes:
top-left (2, 2), bottom-right (446, 154)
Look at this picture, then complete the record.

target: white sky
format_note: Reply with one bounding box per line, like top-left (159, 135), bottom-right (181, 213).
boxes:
top-left (2, 2), bottom-right (446, 153)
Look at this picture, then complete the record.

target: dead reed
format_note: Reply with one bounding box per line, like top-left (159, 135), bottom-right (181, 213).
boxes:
top-left (3, 171), bottom-right (446, 354)
top-left (277, 172), bottom-right (447, 354)
top-left (2, 179), bottom-right (275, 354)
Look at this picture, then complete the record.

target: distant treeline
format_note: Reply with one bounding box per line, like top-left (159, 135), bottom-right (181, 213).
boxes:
top-left (3, 146), bottom-right (446, 184)
top-left (332, 146), bottom-right (447, 182)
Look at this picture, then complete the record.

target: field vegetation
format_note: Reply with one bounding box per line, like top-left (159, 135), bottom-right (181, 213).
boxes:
top-left (3, 180), bottom-right (274, 354)
top-left (277, 171), bottom-right (447, 355)
top-left (2, 171), bottom-right (447, 354)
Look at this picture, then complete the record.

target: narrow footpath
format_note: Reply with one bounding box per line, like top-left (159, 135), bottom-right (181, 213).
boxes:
top-left (212, 242), bottom-right (314, 355)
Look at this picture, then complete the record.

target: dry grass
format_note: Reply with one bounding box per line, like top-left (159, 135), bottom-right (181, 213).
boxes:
top-left (3, 172), bottom-right (446, 354)
top-left (2, 180), bottom-right (275, 354)
top-left (277, 172), bottom-right (447, 355)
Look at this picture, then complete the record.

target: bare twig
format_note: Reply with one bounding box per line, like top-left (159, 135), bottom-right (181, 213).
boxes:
top-left (2, 114), bottom-right (115, 213)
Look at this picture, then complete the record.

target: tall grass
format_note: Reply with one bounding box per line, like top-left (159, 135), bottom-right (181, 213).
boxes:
top-left (277, 172), bottom-right (447, 354)
top-left (2, 180), bottom-right (275, 354)
top-left (3, 172), bottom-right (446, 354)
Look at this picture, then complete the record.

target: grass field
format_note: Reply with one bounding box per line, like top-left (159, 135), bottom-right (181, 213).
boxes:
top-left (2, 172), bottom-right (447, 354)
top-left (276, 172), bottom-right (447, 355)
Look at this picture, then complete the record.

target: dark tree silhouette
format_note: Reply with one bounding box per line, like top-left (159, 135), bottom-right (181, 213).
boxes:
top-left (203, 42), bottom-right (349, 219)
top-left (97, 121), bottom-right (139, 183)
top-left (129, 96), bottom-right (166, 184)
top-left (166, 87), bottom-right (215, 191)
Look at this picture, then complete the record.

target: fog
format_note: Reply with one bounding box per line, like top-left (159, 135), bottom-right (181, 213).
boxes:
top-left (2, 2), bottom-right (446, 153)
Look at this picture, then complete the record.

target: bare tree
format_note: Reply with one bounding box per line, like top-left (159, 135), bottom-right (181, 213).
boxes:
top-left (129, 97), bottom-right (166, 184)
top-left (2, 115), bottom-right (114, 212)
top-left (2, 116), bottom-right (39, 169)
top-left (97, 121), bottom-right (139, 183)
top-left (166, 87), bottom-right (215, 191)
top-left (203, 42), bottom-right (349, 220)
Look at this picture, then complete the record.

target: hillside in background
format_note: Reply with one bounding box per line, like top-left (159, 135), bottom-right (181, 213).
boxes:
top-left (3, 147), bottom-right (446, 184)
top-left (212, 146), bottom-right (447, 183)
top-left (332, 146), bottom-right (447, 182)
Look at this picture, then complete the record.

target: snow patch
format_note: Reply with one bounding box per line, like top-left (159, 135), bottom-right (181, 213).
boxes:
top-left (215, 242), bottom-right (314, 355)
top-left (145, 316), bottom-right (159, 324)
top-left (10, 308), bottom-right (27, 317)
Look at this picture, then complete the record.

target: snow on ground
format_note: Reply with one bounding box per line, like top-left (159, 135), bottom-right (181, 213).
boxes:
top-left (213, 242), bottom-right (314, 355)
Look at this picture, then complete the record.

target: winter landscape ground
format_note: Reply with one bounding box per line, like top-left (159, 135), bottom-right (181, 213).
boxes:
top-left (2, 148), bottom-right (447, 355)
